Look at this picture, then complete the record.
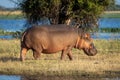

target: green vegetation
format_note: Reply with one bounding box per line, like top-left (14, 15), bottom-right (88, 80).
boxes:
top-left (94, 39), bottom-right (120, 53)
top-left (0, 29), bottom-right (13, 35)
top-left (101, 13), bottom-right (120, 18)
top-left (0, 14), bottom-right (23, 19)
top-left (0, 11), bottom-right (120, 19)
top-left (0, 31), bottom-right (17, 39)
top-left (1, 12), bottom-right (120, 19)
top-left (0, 39), bottom-right (119, 79)
top-left (89, 28), bottom-right (120, 33)
top-left (100, 28), bottom-right (120, 33)
top-left (0, 29), bottom-right (23, 38)
top-left (0, 10), bottom-right (23, 19)
top-left (19, 0), bottom-right (113, 28)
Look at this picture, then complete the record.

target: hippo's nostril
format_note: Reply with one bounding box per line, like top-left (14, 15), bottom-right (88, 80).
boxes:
top-left (83, 48), bottom-right (97, 56)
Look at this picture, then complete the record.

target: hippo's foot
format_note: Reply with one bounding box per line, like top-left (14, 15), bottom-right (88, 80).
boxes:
top-left (33, 54), bottom-right (41, 60)
top-left (20, 57), bottom-right (25, 61)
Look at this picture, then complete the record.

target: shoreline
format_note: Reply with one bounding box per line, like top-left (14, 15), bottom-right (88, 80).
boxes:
top-left (104, 11), bottom-right (120, 13)
top-left (0, 10), bottom-right (120, 15)
top-left (0, 10), bottom-right (120, 19)
top-left (0, 10), bottom-right (22, 15)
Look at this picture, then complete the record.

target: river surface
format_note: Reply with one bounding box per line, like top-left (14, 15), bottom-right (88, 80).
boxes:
top-left (99, 18), bottom-right (120, 28)
top-left (0, 18), bottom-right (120, 39)
top-left (0, 75), bottom-right (20, 80)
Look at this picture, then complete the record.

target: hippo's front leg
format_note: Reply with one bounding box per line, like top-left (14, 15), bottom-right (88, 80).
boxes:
top-left (61, 50), bottom-right (66, 60)
top-left (61, 47), bottom-right (73, 60)
top-left (67, 51), bottom-right (73, 60)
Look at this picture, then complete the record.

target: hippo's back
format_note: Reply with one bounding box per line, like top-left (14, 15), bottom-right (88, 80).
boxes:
top-left (22, 24), bottom-right (79, 53)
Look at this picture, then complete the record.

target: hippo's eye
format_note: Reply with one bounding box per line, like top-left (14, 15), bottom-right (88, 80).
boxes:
top-left (84, 37), bottom-right (90, 41)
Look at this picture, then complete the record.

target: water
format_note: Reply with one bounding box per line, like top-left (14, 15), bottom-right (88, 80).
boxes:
top-left (0, 35), bottom-right (13, 39)
top-left (0, 19), bottom-right (26, 32)
top-left (0, 75), bottom-right (20, 80)
top-left (99, 18), bottom-right (120, 28)
top-left (92, 33), bottom-right (120, 39)
top-left (0, 18), bottom-right (120, 39)
top-left (0, 18), bottom-right (50, 32)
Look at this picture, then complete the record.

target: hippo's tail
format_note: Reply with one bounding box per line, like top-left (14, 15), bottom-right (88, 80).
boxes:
top-left (21, 31), bottom-right (26, 42)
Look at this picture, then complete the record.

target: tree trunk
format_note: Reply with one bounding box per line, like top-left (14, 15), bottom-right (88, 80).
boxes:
top-left (65, 18), bottom-right (71, 25)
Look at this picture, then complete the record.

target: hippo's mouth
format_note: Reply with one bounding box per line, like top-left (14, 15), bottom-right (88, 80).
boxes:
top-left (83, 48), bottom-right (97, 56)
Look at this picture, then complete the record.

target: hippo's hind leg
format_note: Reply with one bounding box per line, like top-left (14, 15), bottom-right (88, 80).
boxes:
top-left (32, 46), bottom-right (42, 60)
top-left (20, 47), bottom-right (28, 61)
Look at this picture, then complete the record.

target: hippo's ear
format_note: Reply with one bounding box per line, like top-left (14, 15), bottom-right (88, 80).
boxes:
top-left (78, 28), bottom-right (90, 39)
top-left (84, 33), bottom-right (91, 39)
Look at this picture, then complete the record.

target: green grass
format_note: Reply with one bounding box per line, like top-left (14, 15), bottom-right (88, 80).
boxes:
top-left (0, 29), bottom-right (14, 35)
top-left (100, 28), bottom-right (120, 33)
top-left (0, 11), bottom-right (120, 19)
top-left (101, 13), bottom-right (120, 18)
top-left (0, 14), bottom-right (24, 19)
top-left (0, 39), bottom-right (120, 79)
top-left (0, 29), bottom-right (22, 39)
top-left (94, 39), bottom-right (120, 53)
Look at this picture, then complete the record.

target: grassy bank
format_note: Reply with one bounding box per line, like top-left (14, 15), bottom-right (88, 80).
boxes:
top-left (0, 14), bottom-right (23, 19)
top-left (0, 39), bottom-right (120, 79)
top-left (0, 10), bottom-right (120, 19)
top-left (0, 29), bottom-right (22, 39)
top-left (101, 11), bottom-right (120, 18)
top-left (1, 13), bottom-right (120, 19)
top-left (100, 28), bottom-right (120, 33)
top-left (101, 13), bottom-right (120, 18)
top-left (0, 10), bottom-right (23, 19)
top-left (0, 29), bottom-right (14, 35)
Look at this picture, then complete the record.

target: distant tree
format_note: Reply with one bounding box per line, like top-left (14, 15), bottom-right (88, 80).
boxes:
top-left (19, 0), bottom-right (114, 29)
top-left (106, 0), bottom-right (118, 11)
top-left (0, 6), bottom-right (6, 10)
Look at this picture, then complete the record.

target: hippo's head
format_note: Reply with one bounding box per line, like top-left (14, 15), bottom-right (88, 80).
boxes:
top-left (76, 33), bottom-right (97, 56)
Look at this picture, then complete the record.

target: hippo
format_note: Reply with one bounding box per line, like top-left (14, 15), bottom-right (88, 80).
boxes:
top-left (20, 24), bottom-right (97, 61)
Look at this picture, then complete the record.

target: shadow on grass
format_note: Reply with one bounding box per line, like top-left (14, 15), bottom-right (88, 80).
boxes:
top-left (0, 69), bottom-right (119, 80)
top-left (0, 56), bottom-right (58, 62)
top-left (104, 71), bottom-right (120, 78)
top-left (0, 56), bottom-right (20, 62)
top-left (21, 70), bottom-right (120, 80)
top-left (21, 76), bottom-right (102, 80)
top-left (0, 71), bottom-right (119, 80)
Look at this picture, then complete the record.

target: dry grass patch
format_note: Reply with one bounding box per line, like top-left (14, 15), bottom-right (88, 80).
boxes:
top-left (0, 10), bottom-right (22, 15)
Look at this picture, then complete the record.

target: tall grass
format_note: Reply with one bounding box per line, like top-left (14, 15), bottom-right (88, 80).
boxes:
top-left (0, 39), bottom-right (120, 79)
